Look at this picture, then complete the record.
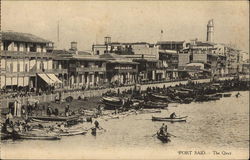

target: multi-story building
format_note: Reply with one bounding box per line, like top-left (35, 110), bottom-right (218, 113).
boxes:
top-left (53, 42), bottom-right (107, 89)
top-left (99, 53), bottom-right (138, 86)
top-left (178, 40), bottom-right (228, 77)
top-left (0, 31), bottom-right (66, 92)
top-left (224, 45), bottom-right (243, 75)
top-left (92, 37), bottom-right (159, 83)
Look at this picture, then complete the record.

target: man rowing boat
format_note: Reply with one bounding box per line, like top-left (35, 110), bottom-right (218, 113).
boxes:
top-left (158, 123), bottom-right (168, 136)
top-left (170, 112), bottom-right (177, 119)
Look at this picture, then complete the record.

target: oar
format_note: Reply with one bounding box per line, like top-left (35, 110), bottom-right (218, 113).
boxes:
top-left (152, 133), bottom-right (157, 137)
top-left (99, 126), bottom-right (107, 132)
top-left (168, 133), bottom-right (177, 137)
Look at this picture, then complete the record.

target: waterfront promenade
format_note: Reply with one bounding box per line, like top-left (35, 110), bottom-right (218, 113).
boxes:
top-left (0, 76), bottom-right (238, 109)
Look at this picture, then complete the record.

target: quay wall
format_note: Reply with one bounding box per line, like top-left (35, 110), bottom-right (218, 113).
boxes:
top-left (0, 77), bottom-right (235, 109)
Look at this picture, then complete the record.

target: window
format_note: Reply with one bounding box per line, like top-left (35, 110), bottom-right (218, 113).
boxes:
top-left (96, 50), bottom-right (100, 55)
top-left (10, 63), bottom-right (13, 72)
top-left (40, 62), bottom-right (44, 70)
top-left (25, 64), bottom-right (28, 72)
top-left (17, 63), bottom-right (20, 72)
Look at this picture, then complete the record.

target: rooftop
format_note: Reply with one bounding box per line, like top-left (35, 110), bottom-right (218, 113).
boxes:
top-left (156, 41), bottom-right (185, 45)
top-left (192, 41), bottom-right (216, 47)
top-left (1, 31), bottom-right (52, 43)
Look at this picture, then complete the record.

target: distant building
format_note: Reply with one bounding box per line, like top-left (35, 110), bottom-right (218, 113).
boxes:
top-left (156, 41), bottom-right (187, 51)
top-left (92, 37), bottom-right (159, 82)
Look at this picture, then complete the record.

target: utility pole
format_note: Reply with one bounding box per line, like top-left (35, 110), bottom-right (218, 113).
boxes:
top-left (57, 20), bottom-right (60, 48)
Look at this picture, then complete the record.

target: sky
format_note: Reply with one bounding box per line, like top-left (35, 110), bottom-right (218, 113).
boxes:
top-left (2, 1), bottom-right (249, 58)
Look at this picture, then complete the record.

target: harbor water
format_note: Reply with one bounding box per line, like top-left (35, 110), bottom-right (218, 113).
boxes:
top-left (1, 91), bottom-right (249, 159)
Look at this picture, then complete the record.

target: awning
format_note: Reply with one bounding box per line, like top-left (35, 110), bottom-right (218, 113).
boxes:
top-left (38, 74), bottom-right (54, 85)
top-left (47, 74), bottom-right (62, 83)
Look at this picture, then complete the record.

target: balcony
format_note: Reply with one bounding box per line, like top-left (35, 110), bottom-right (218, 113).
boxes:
top-left (1, 50), bottom-right (53, 58)
top-left (3, 68), bottom-right (68, 77)
top-left (76, 67), bottom-right (106, 73)
top-left (113, 68), bottom-right (137, 73)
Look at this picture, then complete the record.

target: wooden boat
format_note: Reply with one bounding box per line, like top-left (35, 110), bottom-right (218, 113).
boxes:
top-left (182, 98), bottom-right (193, 104)
top-left (102, 96), bottom-right (121, 103)
top-left (14, 133), bottom-right (61, 140)
top-left (102, 100), bottom-right (123, 110)
top-left (205, 94), bottom-right (221, 101)
top-left (1, 132), bottom-right (12, 140)
top-left (102, 96), bottom-right (123, 109)
top-left (223, 93), bottom-right (232, 97)
top-left (59, 129), bottom-right (87, 136)
top-left (142, 101), bottom-right (168, 109)
top-left (174, 90), bottom-right (191, 98)
top-left (157, 132), bottom-right (170, 143)
top-left (30, 115), bottom-right (79, 122)
top-left (136, 109), bottom-right (161, 114)
top-left (150, 94), bottom-right (173, 102)
top-left (152, 116), bottom-right (187, 122)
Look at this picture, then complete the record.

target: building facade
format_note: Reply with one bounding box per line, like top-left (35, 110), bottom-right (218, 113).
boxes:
top-left (0, 31), bottom-right (66, 92)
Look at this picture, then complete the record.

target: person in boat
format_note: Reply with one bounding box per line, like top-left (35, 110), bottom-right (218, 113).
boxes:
top-left (170, 112), bottom-right (177, 119)
top-left (164, 124), bottom-right (168, 134)
top-left (159, 123), bottom-right (165, 135)
top-left (236, 92), bottom-right (241, 98)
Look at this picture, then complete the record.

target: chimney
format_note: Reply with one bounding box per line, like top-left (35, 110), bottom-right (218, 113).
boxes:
top-left (104, 36), bottom-right (111, 45)
top-left (70, 41), bottom-right (77, 51)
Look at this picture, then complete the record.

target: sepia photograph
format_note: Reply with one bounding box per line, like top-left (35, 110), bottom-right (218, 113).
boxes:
top-left (0, 0), bottom-right (249, 159)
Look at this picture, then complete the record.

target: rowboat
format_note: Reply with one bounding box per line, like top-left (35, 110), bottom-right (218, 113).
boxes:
top-left (152, 116), bottom-right (187, 122)
top-left (0, 132), bottom-right (12, 140)
top-left (157, 132), bottom-right (171, 143)
top-left (30, 115), bottom-right (79, 122)
top-left (91, 127), bottom-right (105, 136)
top-left (102, 96), bottom-right (123, 109)
top-left (223, 93), bottom-right (232, 97)
top-left (59, 130), bottom-right (87, 136)
top-left (14, 133), bottom-right (61, 140)
top-left (142, 101), bottom-right (168, 109)
top-left (150, 94), bottom-right (173, 102)
top-left (136, 109), bottom-right (161, 114)
top-left (102, 96), bottom-right (121, 103)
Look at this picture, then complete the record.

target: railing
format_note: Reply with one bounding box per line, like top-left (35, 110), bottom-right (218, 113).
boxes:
top-left (3, 68), bottom-right (68, 75)
top-left (76, 67), bottom-right (106, 72)
top-left (114, 69), bottom-right (137, 73)
top-left (1, 50), bottom-right (53, 58)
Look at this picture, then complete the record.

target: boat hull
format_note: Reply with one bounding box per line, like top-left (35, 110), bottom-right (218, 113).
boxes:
top-left (142, 101), bottom-right (168, 109)
top-left (14, 133), bottom-right (61, 140)
top-left (152, 116), bottom-right (187, 122)
top-left (157, 133), bottom-right (170, 143)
